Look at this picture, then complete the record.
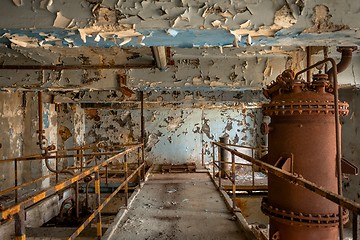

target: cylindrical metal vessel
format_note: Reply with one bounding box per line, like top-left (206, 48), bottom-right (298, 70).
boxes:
top-left (261, 71), bottom-right (349, 240)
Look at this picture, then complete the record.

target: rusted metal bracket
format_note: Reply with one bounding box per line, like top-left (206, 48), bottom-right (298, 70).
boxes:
top-left (118, 73), bottom-right (134, 97)
top-left (274, 153), bottom-right (294, 174)
top-left (341, 158), bottom-right (359, 175)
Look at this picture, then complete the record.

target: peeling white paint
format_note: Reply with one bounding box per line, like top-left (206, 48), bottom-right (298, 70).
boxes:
top-left (12, 0), bottom-right (23, 7)
top-left (274, 4), bottom-right (297, 28)
top-left (53, 11), bottom-right (73, 28)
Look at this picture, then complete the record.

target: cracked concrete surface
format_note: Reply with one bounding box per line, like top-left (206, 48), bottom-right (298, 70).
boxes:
top-left (108, 173), bottom-right (247, 240)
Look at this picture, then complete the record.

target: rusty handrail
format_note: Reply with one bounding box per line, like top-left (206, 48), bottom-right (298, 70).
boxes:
top-left (221, 143), bottom-right (268, 151)
top-left (0, 144), bottom-right (143, 221)
top-left (211, 142), bottom-right (267, 215)
top-left (68, 162), bottom-right (145, 239)
top-left (0, 150), bottom-right (123, 162)
top-left (1, 143), bottom-right (146, 240)
top-left (0, 153), bottom-right (108, 198)
top-left (51, 143), bottom-right (139, 154)
top-left (213, 142), bottom-right (360, 215)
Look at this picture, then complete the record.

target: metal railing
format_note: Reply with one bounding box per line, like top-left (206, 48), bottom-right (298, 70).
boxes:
top-left (211, 143), bottom-right (267, 193)
top-left (0, 143), bottom-right (146, 240)
top-left (211, 143), bottom-right (267, 212)
top-left (212, 141), bottom-right (360, 240)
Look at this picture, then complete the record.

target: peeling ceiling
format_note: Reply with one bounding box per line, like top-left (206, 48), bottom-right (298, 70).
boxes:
top-left (0, 0), bottom-right (360, 96)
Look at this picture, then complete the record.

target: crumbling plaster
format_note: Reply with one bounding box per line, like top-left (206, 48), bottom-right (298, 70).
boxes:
top-left (82, 89), bottom-right (264, 165)
top-left (1, 46), bottom-right (360, 92)
top-left (0, 92), bottom-right (23, 191)
top-left (84, 106), bottom-right (264, 165)
top-left (0, 92), bottom-right (58, 192)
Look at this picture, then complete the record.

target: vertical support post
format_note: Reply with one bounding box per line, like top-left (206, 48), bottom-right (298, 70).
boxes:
top-left (55, 152), bottom-right (59, 183)
top-left (140, 93), bottom-right (144, 143)
top-left (77, 150), bottom-right (82, 172)
top-left (251, 148), bottom-right (255, 187)
top-left (124, 154), bottom-right (128, 207)
top-left (353, 213), bottom-right (359, 240)
top-left (201, 147), bottom-right (204, 167)
top-left (141, 145), bottom-right (145, 181)
top-left (14, 159), bottom-right (18, 203)
top-left (332, 59), bottom-right (344, 240)
top-left (105, 165), bottom-right (108, 185)
top-left (14, 206), bottom-right (26, 240)
top-left (75, 181), bottom-right (80, 219)
top-left (137, 147), bottom-right (141, 187)
top-left (231, 153), bottom-right (236, 211)
top-left (212, 143), bottom-right (215, 179)
top-left (140, 91), bottom-right (145, 181)
top-left (94, 171), bottom-right (102, 239)
top-left (306, 46), bottom-right (312, 83)
top-left (81, 150), bottom-right (84, 172)
top-left (219, 136), bottom-right (230, 178)
top-left (218, 146), bottom-right (221, 189)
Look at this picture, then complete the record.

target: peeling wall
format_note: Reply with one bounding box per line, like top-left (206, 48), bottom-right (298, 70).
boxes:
top-left (201, 108), bottom-right (263, 163)
top-left (0, 92), bottom-right (24, 191)
top-left (57, 103), bottom-right (85, 166)
top-left (57, 104), bottom-right (75, 150)
top-left (85, 108), bottom-right (139, 146)
top-left (1, 46), bottom-right (359, 93)
top-left (0, 91), bottom-right (59, 191)
top-left (84, 90), bottom-right (264, 165)
top-left (22, 93), bottom-right (58, 189)
top-left (340, 87), bottom-right (360, 203)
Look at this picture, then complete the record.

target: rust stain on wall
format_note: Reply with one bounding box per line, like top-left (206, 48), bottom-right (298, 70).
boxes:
top-left (304, 4), bottom-right (349, 33)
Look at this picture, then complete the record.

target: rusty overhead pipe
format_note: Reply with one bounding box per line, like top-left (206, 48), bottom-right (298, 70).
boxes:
top-left (326, 46), bottom-right (358, 82)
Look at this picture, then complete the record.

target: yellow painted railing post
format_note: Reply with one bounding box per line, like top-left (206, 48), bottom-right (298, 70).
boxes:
top-left (218, 145), bottom-right (221, 189)
top-left (137, 147), bottom-right (141, 187)
top-left (14, 205), bottom-right (26, 240)
top-left (124, 154), bottom-right (128, 207)
top-left (94, 171), bottom-right (102, 239)
top-left (232, 153), bottom-right (236, 211)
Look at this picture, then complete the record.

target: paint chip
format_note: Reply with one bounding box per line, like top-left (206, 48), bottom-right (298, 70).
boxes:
top-left (230, 30), bottom-right (241, 47)
top-left (211, 20), bottom-right (222, 28)
top-left (94, 34), bottom-right (101, 42)
top-left (239, 20), bottom-right (251, 29)
top-left (53, 12), bottom-right (73, 28)
top-left (220, 10), bottom-right (234, 18)
top-left (246, 35), bottom-right (252, 45)
top-left (119, 37), bottom-right (132, 46)
top-left (46, 0), bottom-right (54, 12)
top-left (167, 29), bottom-right (179, 37)
top-left (137, 35), bottom-right (145, 46)
top-left (274, 5), bottom-right (297, 28)
top-left (12, 0), bottom-right (23, 7)
top-left (6, 34), bottom-right (39, 48)
top-left (78, 27), bottom-right (141, 43)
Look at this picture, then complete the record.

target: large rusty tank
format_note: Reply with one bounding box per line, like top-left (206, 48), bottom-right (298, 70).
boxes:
top-left (261, 70), bottom-right (349, 240)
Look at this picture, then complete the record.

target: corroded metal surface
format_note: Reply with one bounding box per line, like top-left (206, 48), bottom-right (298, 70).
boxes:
top-left (262, 69), bottom-right (349, 240)
top-left (219, 136), bottom-right (231, 178)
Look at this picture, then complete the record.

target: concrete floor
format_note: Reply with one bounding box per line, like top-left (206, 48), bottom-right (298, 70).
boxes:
top-left (108, 172), bottom-right (247, 240)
